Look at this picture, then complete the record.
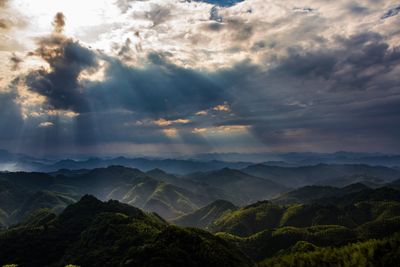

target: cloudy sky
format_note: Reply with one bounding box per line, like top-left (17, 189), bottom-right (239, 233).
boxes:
top-left (0, 0), bottom-right (399, 157)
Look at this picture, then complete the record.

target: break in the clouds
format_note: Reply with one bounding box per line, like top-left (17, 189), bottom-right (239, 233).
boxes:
top-left (0, 0), bottom-right (399, 156)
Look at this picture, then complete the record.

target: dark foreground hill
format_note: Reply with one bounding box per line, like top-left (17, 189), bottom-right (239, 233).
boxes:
top-left (0, 195), bottom-right (252, 267)
top-left (1, 190), bottom-right (400, 266)
top-left (258, 233), bottom-right (400, 267)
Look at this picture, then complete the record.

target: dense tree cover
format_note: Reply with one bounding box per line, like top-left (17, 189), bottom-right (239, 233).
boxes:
top-left (217, 224), bottom-right (358, 260)
top-left (0, 195), bottom-right (252, 267)
top-left (210, 196), bottom-right (400, 237)
top-left (216, 213), bottom-right (400, 261)
top-left (272, 183), bottom-right (370, 205)
top-left (211, 201), bottom-right (285, 236)
top-left (0, 208), bottom-right (7, 228)
top-left (1, 166), bottom-right (400, 267)
top-left (2, 165), bottom-right (400, 228)
top-left (210, 194), bottom-right (400, 261)
top-left (107, 176), bottom-right (203, 219)
top-left (259, 233), bottom-right (400, 267)
top-left (173, 200), bottom-right (237, 229)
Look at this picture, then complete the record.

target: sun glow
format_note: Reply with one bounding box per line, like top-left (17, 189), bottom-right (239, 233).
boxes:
top-left (13, 0), bottom-right (120, 46)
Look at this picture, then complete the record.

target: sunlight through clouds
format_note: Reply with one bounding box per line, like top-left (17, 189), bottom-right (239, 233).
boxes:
top-left (0, 0), bottom-right (399, 155)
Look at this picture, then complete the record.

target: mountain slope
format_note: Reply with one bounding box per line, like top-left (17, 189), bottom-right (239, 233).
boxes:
top-left (210, 187), bottom-right (400, 237)
top-left (173, 200), bottom-right (237, 229)
top-left (0, 208), bottom-right (7, 228)
top-left (314, 186), bottom-right (400, 206)
top-left (0, 179), bottom-right (31, 214)
top-left (185, 168), bottom-right (288, 204)
top-left (146, 168), bottom-right (230, 203)
top-left (211, 201), bottom-right (286, 236)
top-left (319, 174), bottom-right (387, 188)
top-left (272, 184), bottom-right (369, 205)
top-left (0, 195), bottom-right (253, 267)
top-left (0, 172), bottom-right (55, 191)
top-left (9, 191), bottom-right (76, 224)
top-left (108, 176), bottom-right (208, 219)
top-left (259, 233), bottom-right (400, 267)
top-left (242, 164), bottom-right (400, 188)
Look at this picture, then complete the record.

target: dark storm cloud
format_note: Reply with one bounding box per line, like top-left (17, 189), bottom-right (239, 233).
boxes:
top-left (86, 53), bottom-right (229, 118)
top-left (20, 13), bottom-right (229, 117)
top-left (243, 88), bottom-right (400, 152)
top-left (196, 33), bottom-right (400, 152)
top-left (10, 6), bottom-right (400, 154)
top-left (273, 32), bottom-right (400, 91)
top-left (26, 32), bottom-right (99, 112)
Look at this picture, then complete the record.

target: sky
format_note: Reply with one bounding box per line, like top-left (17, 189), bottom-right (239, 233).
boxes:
top-left (0, 0), bottom-right (399, 157)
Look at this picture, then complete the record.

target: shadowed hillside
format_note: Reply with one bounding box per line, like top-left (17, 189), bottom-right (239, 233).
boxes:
top-left (0, 195), bottom-right (253, 267)
top-left (173, 199), bottom-right (238, 229)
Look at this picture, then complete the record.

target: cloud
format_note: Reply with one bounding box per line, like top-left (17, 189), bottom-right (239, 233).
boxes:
top-left (0, 19), bottom-right (7, 29)
top-left (10, 53), bottom-right (23, 71)
top-left (202, 17), bottom-right (254, 41)
top-left (2, 0), bottom-right (400, 155)
top-left (381, 4), bottom-right (400, 19)
top-left (0, 0), bottom-right (26, 32)
top-left (38, 121), bottom-right (54, 128)
top-left (145, 4), bottom-right (171, 27)
top-left (116, 0), bottom-right (149, 14)
top-left (153, 118), bottom-right (191, 126)
top-left (190, 0), bottom-right (244, 7)
top-left (52, 12), bottom-right (66, 34)
top-left (293, 7), bottom-right (315, 13)
top-left (272, 32), bottom-right (400, 91)
top-left (163, 128), bottom-right (178, 137)
top-left (210, 6), bottom-right (223, 22)
top-left (85, 53), bottom-right (229, 117)
top-left (213, 103), bottom-right (230, 112)
top-left (24, 14), bottom-right (99, 112)
top-left (26, 37), bottom-right (98, 112)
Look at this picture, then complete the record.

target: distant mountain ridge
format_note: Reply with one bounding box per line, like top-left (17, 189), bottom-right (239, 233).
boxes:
top-left (2, 149), bottom-right (400, 174)
top-left (184, 168), bottom-right (288, 204)
top-left (242, 163), bottom-right (399, 188)
top-left (1, 160), bottom-right (400, 227)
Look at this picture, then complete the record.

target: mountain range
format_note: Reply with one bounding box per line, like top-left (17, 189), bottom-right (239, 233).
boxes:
top-left (2, 149), bottom-right (400, 174)
top-left (1, 158), bottom-right (400, 266)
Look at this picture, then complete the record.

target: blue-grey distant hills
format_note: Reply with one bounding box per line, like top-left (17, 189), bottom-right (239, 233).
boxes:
top-left (1, 149), bottom-right (400, 174)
